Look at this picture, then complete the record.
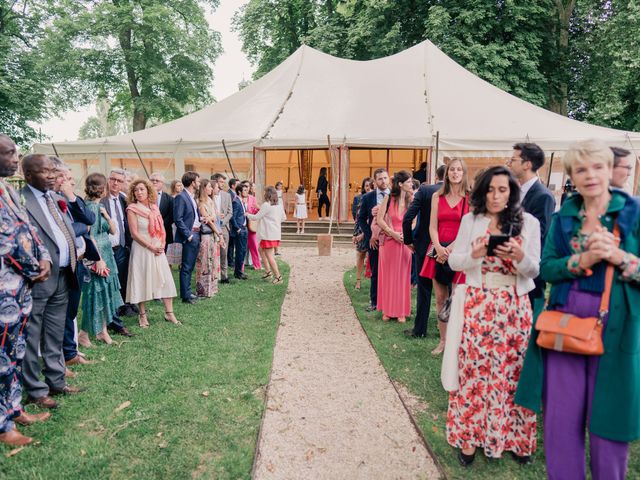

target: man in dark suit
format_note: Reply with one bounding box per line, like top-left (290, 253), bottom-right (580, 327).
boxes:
top-left (413, 162), bottom-right (427, 184)
top-left (357, 168), bottom-right (390, 311)
top-left (51, 160), bottom-right (97, 369)
top-left (173, 171), bottom-right (201, 303)
top-left (100, 168), bottom-right (134, 336)
top-left (402, 165), bottom-right (445, 338)
top-left (150, 173), bottom-right (174, 250)
top-left (20, 154), bottom-right (82, 409)
top-left (226, 178), bottom-right (240, 268)
top-left (508, 143), bottom-right (556, 318)
top-left (230, 182), bottom-right (249, 280)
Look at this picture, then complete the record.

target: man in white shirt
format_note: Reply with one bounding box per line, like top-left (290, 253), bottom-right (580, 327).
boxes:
top-left (100, 168), bottom-right (135, 336)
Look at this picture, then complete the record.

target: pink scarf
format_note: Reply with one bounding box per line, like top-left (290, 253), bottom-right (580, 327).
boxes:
top-left (126, 202), bottom-right (165, 240)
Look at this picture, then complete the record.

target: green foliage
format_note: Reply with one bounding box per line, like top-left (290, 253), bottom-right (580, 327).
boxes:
top-left (41, 0), bottom-right (222, 131)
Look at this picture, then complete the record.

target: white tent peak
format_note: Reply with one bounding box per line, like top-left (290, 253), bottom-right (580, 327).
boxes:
top-left (36, 39), bottom-right (640, 156)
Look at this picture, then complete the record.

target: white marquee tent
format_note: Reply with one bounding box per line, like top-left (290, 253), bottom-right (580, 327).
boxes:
top-left (34, 40), bottom-right (640, 218)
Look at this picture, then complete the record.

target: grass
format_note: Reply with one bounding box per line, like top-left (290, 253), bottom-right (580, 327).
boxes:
top-left (0, 264), bottom-right (289, 480)
top-left (343, 268), bottom-right (639, 480)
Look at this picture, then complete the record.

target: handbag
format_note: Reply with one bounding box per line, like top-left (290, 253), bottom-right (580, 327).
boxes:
top-left (200, 223), bottom-right (213, 235)
top-left (535, 229), bottom-right (617, 356)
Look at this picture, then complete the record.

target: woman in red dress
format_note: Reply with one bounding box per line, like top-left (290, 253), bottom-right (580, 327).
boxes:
top-left (420, 158), bottom-right (469, 355)
top-left (376, 170), bottom-right (414, 323)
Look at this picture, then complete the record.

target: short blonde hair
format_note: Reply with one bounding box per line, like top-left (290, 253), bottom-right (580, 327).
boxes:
top-left (562, 139), bottom-right (614, 176)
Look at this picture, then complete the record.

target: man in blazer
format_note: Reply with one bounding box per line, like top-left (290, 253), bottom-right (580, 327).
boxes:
top-left (229, 182), bottom-right (249, 280)
top-left (150, 173), bottom-right (174, 249)
top-left (52, 161), bottom-right (97, 369)
top-left (402, 165), bottom-right (445, 338)
top-left (212, 173), bottom-right (233, 283)
top-left (357, 168), bottom-right (390, 311)
top-left (100, 168), bottom-right (134, 336)
top-left (173, 171), bottom-right (201, 303)
top-left (508, 143), bottom-right (556, 317)
top-left (20, 154), bottom-right (82, 409)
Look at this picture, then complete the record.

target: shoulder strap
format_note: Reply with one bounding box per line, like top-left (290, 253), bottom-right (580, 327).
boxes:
top-left (599, 223), bottom-right (620, 318)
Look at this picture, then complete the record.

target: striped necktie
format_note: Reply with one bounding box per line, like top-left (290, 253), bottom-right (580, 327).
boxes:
top-left (45, 192), bottom-right (77, 272)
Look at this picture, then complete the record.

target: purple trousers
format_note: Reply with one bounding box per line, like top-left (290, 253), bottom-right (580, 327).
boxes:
top-left (543, 284), bottom-right (629, 480)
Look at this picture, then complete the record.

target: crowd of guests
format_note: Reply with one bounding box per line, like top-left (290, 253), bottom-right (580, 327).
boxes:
top-left (355, 140), bottom-right (639, 479)
top-left (0, 133), bottom-right (286, 447)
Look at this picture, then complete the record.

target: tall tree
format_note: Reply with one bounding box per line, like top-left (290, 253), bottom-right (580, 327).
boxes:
top-left (43, 0), bottom-right (222, 131)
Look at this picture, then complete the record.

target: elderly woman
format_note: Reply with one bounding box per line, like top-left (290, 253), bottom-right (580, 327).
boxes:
top-left (447, 166), bottom-right (540, 466)
top-left (516, 139), bottom-right (640, 480)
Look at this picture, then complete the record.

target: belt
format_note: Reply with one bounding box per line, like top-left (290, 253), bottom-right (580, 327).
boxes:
top-left (192, 227), bottom-right (200, 233)
top-left (482, 271), bottom-right (516, 288)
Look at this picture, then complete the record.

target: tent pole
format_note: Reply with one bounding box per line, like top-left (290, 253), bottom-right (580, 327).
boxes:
top-left (386, 148), bottom-right (390, 172)
top-left (434, 131), bottom-right (440, 169)
top-left (326, 135), bottom-right (340, 235)
top-left (131, 140), bottom-right (150, 179)
top-left (252, 147), bottom-right (256, 183)
top-left (51, 143), bottom-right (60, 157)
top-left (546, 152), bottom-right (555, 187)
top-left (222, 139), bottom-right (237, 179)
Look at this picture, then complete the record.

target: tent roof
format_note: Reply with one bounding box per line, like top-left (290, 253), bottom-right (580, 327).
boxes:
top-left (34, 40), bottom-right (640, 156)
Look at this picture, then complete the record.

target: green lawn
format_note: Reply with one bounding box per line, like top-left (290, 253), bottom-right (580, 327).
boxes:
top-left (344, 269), bottom-right (639, 480)
top-left (1, 264), bottom-right (289, 480)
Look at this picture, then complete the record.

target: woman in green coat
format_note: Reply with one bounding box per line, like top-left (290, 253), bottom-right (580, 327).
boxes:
top-left (515, 139), bottom-right (640, 479)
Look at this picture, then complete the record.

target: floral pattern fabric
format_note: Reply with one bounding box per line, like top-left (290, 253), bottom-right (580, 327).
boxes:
top-left (446, 253), bottom-right (537, 458)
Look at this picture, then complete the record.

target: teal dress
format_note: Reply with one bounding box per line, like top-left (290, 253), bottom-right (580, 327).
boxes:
top-left (81, 200), bottom-right (123, 335)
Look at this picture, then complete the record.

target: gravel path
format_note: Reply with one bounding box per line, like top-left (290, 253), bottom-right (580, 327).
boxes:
top-left (253, 247), bottom-right (441, 480)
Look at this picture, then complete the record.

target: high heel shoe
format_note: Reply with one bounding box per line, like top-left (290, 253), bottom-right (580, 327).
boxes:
top-left (77, 331), bottom-right (93, 348)
top-left (139, 312), bottom-right (149, 328)
top-left (457, 449), bottom-right (476, 467)
top-left (272, 275), bottom-right (283, 285)
top-left (397, 317), bottom-right (406, 323)
top-left (96, 332), bottom-right (113, 345)
top-left (431, 341), bottom-right (445, 356)
top-left (164, 311), bottom-right (182, 325)
top-left (261, 271), bottom-right (272, 279)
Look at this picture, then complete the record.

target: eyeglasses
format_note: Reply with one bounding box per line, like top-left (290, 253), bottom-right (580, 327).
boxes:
top-left (614, 165), bottom-right (633, 172)
top-left (109, 177), bottom-right (124, 183)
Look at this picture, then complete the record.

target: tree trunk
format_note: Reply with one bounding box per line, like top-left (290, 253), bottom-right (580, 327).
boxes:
top-left (549, 0), bottom-right (576, 116)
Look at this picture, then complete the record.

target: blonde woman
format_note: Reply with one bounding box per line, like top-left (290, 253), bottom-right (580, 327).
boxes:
top-left (420, 158), bottom-right (469, 355)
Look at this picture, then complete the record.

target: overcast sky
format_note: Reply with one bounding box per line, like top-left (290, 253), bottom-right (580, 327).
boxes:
top-left (36, 0), bottom-right (254, 142)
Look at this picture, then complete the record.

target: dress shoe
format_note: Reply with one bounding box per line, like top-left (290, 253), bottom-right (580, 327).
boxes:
top-left (26, 395), bottom-right (58, 409)
top-left (365, 304), bottom-right (377, 312)
top-left (457, 449), bottom-right (476, 467)
top-left (403, 329), bottom-right (426, 339)
top-left (108, 326), bottom-right (134, 337)
top-left (66, 355), bottom-right (93, 366)
top-left (64, 368), bottom-right (77, 379)
top-left (182, 297), bottom-right (197, 305)
top-left (0, 429), bottom-right (33, 447)
top-left (234, 273), bottom-right (248, 280)
top-left (14, 411), bottom-right (51, 426)
top-left (50, 385), bottom-right (84, 396)
top-left (220, 277), bottom-right (231, 284)
top-left (511, 452), bottom-right (532, 465)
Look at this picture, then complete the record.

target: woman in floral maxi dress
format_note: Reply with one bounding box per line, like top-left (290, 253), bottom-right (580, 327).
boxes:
top-left (446, 166), bottom-right (540, 466)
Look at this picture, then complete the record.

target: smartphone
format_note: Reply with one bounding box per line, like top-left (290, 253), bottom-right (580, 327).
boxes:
top-left (487, 234), bottom-right (510, 256)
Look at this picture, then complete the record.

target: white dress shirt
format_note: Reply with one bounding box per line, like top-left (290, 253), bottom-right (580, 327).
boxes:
top-left (108, 194), bottom-right (125, 248)
top-left (28, 185), bottom-right (70, 267)
top-left (187, 190), bottom-right (201, 229)
top-left (376, 188), bottom-right (391, 205)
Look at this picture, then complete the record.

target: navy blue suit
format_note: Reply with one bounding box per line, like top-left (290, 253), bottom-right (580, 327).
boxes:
top-left (357, 190), bottom-right (383, 307)
top-left (228, 193), bottom-right (248, 276)
top-left (64, 194), bottom-right (96, 361)
top-left (173, 189), bottom-right (201, 299)
top-left (521, 179), bottom-right (555, 303)
top-left (402, 182), bottom-right (442, 336)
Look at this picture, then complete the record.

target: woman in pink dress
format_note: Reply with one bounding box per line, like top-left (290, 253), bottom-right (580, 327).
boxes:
top-left (245, 181), bottom-right (262, 270)
top-left (420, 158), bottom-right (469, 355)
top-left (376, 170), bottom-right (414, 323)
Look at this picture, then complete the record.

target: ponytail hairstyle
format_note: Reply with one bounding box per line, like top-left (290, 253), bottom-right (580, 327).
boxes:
top-left (296, 184), bottom-right (305, 195)
top-left (390, 170), bottom-right (412, 198)
top-left (470, 166), bottom-right (523, 237)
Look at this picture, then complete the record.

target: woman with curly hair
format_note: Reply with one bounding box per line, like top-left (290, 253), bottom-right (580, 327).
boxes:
top-left (446, 166), bottom-right (540, 466)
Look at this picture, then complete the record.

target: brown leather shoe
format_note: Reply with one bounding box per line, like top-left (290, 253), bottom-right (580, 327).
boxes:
top-left (49, 385), bottom-right (84, 396)
top-left (14, 411), bottom-right (51, 426)
top-left (65, 355), bottom-right (93, 366)
top-left (0, 429), bottom-right (33, 447)
top-left (25, 395), bottom-right (58, 409)
top-left (65, 368), bottom-right (77, 379)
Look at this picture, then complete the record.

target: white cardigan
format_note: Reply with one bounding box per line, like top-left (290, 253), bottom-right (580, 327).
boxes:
top-left (448, 212), bottom-right (541, 297)
top-left (246, 202), bottom-right (287, 241)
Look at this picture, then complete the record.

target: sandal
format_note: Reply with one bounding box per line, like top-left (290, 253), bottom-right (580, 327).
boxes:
top-left (261, 271), bottom-right (273, 279)
top-left (139, 312), bottom-right (150, 328)
top-left (431, 342), bottom-right (445, 356)
top-left (164, 311), bottom-right (182, 326)
top-left (355, 279), bottom-right (361, 290)
top-left (272, 275), bottom-right (283, 285)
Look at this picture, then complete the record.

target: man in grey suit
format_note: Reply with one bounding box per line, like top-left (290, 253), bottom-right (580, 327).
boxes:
top-left (212, 173), bottom-right (233, 283)
top-left (20, 154), bottom-right (82, 409)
